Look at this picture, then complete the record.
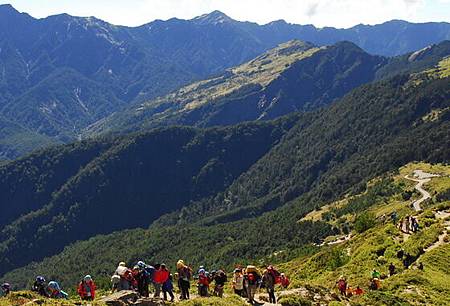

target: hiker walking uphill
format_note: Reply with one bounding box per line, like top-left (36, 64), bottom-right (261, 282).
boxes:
top-left (177, 260), bottom-right (192, 300)
top-left (162, 274), bottom-right (175, 302)
top-left (263, 268), bottom-right (277, 304)
top-left (336, 276), bottom-right (347, 296)
top-left (77, 275), bottom-right (96, 301)
top-left (244, 265), bottom-right (261, 305)
top-left (134, 261), bottom-right (151, 297)
top-left (197, 268), bottom-right (210, 297)
top-left (153, 264), bottom-right (170, 298)
top-left (0, 283), bottom-right (10, 297)
top-left (213, 269), bottom-right (227, 298)
top-left (32, 276), bottom-right (49, 297)
top-left (47, 281), bottom-right (68, 299)
top-left (114, 262), bottom-right (134, 291)
top-left (232, 268), bottom-right (245, 297)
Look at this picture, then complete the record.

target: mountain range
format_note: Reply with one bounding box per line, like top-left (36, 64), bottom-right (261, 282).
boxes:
top-left (1, 4), bottom-right (450, 159)
top-left (0, 51), bottom-right (448, 279)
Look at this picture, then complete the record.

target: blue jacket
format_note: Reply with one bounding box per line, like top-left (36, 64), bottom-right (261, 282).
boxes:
top-left (163, 279), bottom-right (173, 291)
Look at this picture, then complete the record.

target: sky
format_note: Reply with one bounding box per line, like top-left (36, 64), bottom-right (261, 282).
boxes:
top-left (0, 0), bottom-right (449, 28)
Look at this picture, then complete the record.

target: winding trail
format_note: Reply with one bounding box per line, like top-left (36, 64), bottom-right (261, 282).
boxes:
top-left (404, 170), bottom-right (439, 212)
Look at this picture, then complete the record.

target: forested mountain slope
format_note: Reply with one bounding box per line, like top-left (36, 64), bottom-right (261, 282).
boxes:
top-left (91, 40), bottom-right (450, 136)
top-left (0, 116), bottom-right (298, 275)
top-left (0, 66), bottom-right (448, 282)
top-left (1, 3), bottom-right (450, 159)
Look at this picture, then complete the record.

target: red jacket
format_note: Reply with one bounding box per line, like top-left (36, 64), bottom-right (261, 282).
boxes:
top-left (77, 281), bottom-right (96, 299)
top-left (153, 268), bottom-right (170, 284)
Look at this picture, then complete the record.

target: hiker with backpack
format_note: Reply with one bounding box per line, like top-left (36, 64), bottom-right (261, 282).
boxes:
top-left (336, 276), bottom-right (347, 296)
top-left (162, 274), bottom-right (175, 302)
top-left (0, 283), bottom-right (10, 297)
top-left (32, 276), bottom-right (49, 297)
top-left (47, 281), bottom-right (68, 299)
top-left (114, 262), bottom-right (131, 291)
top-left (77, 275), bottom-right (96, 301)
top-left (244, 265), bottom-right (261, 305)
top-left (232, 268), bottom-right (245, 297)
top-left (280, 273), bottom-right (290, 289)
top-left (262, 268), bottom-right (276, 304)
top-left (135, 261), bottom-right (151, 297)
top-left (213, 269), bottom-right (227, 298)
top-left (177, 260), bottom-right (192, 300)
top-left (197, 268), bottom-right (210, 297)
top-left (111, 275), bottom-right (121, 293)
top-left (153, 264), bottom-right (170, 298)
top-left (388, 263), bottom-right (396, 276)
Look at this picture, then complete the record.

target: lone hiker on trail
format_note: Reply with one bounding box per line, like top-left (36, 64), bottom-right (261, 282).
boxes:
top-left (389, 263), bottom-right (396, 276)
top-left (77, 275), bottom-right (96, 301)
top-left (336, 276), bottom-right (347, 296)
top-left (244, 265), bottom-right (261, 305)
top-left (262, 268), bottom-right (277, 304)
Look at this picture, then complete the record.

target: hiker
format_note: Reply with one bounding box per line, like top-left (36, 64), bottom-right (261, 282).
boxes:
top-left (177, 260), bottom-right (192, 300)
top-left (336, 276), bottom-right (347, 296)
top-left (244, 265), bottom-right (261, 305)
top-left (114, 262), bottom-right (131, 291)
top-left (232, 268), bottom-right (245, 297)
top-left (262, 268), bottom-right (276, 304)
top-left (280, 273), bottom-right (290, 289)
top-left (412, 217), bottom-right (419, 232)
top-left (197, 268), bottom-right (210, 297)
top-left (418, 262), bottom-right (424, 271)
top-left (354, 286), bottom-right (364, 295)
top-left (371, 269), bottom-right (381, 279)
top-left (111, 275), bottom-right (121, 293)
top-left (77, 275), bottom-right (96, 301)
top-left (213, 269), bottom-right (227, 298)
top-left (135, 261), bottom-right (151, 297)
top-left (47, 281), bottom-right (68, 299)
top-left (346, 285), bottom-right (353, 297)
top-left (390, 211), bottom-right (398, 224)
top-left (32, 276), bottom-right (49, 297)
top-left (0, 283), bottom-right (10, 297)
top-left (153, 264), bottom-right (170, 298)
top-left (162, 274), bottom-right (175, 302)
top-left (370, 278), bottom-right (381, 290)
top-left (388, 263), bottom-right (396, 276)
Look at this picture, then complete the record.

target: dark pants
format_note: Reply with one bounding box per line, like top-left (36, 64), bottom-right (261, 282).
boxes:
top-left (267, 288), bottom-right (276, 303)
top-left (180, 280), bottom-right (190, 300)
top-left (81, 296), bottom-right (93, 301)
top-left (163, 289), bottom-right (174, 301)
top-left (234, 288), bottom-right (245, 297)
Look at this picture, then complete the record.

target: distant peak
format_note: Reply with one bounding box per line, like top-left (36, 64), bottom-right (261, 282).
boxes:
top-left (0, 3), bottom-right (18, 14)
top-left (192, 10), bottom-right (234, 25)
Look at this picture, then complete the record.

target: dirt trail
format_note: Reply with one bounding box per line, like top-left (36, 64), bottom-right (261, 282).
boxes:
top-left (424, 211), bottom-right (450, 253)
top-left (404, 170), bottom-right (439, 212)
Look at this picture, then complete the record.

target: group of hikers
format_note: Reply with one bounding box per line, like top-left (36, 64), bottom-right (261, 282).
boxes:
top-left (111, 260), bottom-right (290, 304)
top-left (13, 260), bottom-right (289, 304)
top-left (398, 215), bottom-right (420, 234)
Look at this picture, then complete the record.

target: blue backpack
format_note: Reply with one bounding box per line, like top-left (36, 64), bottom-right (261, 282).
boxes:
top-left (145, 265), bottom-right (156, 282)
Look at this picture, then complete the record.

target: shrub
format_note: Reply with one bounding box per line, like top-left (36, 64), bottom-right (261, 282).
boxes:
top-left (354, 212), bottom-right (376, 233)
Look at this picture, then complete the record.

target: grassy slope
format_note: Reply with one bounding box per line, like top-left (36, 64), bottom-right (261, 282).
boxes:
top-left (280, 162), bottom-right (450, 305)
top-left (2, 162), bottom-right (448, 306)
